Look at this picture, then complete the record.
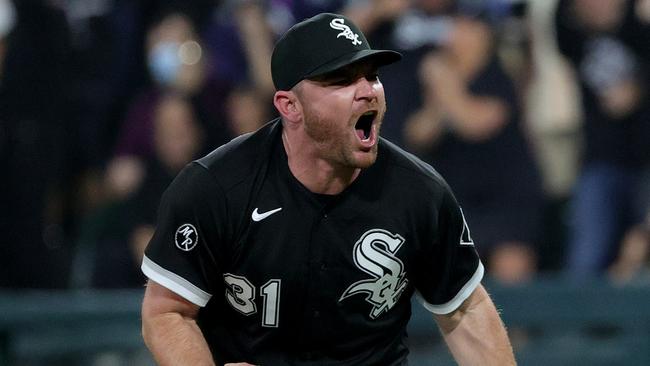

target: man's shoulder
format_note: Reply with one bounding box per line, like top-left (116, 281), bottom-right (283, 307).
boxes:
top-left (195, 119), bottom-right (280, 190)
top-left (379, 138), bottom-right (447, 190)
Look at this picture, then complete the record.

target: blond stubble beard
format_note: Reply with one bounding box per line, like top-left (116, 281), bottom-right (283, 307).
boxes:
top-left (302, 106), bottom-right (383, 170)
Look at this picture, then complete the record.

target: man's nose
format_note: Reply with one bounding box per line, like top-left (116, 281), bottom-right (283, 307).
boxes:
top-left (354, 76), bottom-right (378, 102)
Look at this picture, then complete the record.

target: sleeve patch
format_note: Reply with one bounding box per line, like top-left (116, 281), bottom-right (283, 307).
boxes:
top-left (175, 223), bottom-right (199, 251)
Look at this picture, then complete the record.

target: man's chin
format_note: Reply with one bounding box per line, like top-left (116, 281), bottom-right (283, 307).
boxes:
top-left (351, 149), bottom-right (378, 169)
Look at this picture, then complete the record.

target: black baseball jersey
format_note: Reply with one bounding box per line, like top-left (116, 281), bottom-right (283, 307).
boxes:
top-left (142, 119), bottom-right (483, 365)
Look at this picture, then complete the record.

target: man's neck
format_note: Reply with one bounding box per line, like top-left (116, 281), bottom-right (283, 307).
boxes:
top-left (282, 129), bottom-right (360, 195)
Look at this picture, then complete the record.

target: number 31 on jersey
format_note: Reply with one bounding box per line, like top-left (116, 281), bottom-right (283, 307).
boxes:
top-left (223, 274), bottom-right (281, 327)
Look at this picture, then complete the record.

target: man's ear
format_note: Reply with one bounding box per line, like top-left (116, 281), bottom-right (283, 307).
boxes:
top-left (273, 90), bottom-right (301, 124)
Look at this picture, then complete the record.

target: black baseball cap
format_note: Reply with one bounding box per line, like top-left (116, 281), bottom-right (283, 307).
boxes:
top-left (271, 13), bottom-right (402, 91)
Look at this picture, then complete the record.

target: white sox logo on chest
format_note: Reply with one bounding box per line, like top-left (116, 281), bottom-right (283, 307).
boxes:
top-left (340, 229), bottom-right (408, 319)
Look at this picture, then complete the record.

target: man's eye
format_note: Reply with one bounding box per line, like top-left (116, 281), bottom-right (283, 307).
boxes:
top-left (319, 76), bottom-right (351, 86)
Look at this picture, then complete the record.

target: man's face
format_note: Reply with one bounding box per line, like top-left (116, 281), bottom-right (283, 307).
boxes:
top-left (294, 61), bottom-right (386, 169)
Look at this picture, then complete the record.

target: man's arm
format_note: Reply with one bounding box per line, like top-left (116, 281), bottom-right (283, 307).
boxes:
top-left (434, 284), bottom-right (516, 365)
top-left (141, 280), bottom-right (215, 366)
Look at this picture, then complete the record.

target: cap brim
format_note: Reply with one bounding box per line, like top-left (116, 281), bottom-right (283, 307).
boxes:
top-left (304, 49), bottom-right (402, 79)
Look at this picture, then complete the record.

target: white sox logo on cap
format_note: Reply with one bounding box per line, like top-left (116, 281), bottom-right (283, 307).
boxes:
top-left (175, 223), bottom-right (198, 251)
top-left (329, 18), bottom-right (362, 45)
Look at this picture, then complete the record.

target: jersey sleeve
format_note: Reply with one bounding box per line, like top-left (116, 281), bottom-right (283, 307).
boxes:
top-left (413, 183), bottom-right (484, 315)
top-left (141, 162), bottom-right (228, 307)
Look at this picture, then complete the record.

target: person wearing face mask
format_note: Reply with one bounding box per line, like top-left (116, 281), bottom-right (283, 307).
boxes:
top-left (106, 11), bottom-right (233, 201)
top-left (145, 14), bottom-right (206, 93)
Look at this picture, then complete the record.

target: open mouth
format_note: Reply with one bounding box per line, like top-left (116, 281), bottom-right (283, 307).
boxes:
top-left (355, 111), bottom-right (377, 141)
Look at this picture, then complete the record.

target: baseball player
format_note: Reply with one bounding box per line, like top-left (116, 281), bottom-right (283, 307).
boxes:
top-left (141, 12), bottom-right (515, 366)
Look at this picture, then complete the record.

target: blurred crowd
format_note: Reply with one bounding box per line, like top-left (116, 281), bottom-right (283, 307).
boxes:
top-left (0, 0), bottom-right (648, 290)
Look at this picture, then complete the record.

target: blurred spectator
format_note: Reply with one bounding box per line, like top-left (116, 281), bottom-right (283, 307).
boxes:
top-left (524, 0), bottom-right (583, 271)
top-left (61, 0), bottom-right (146, 172)
top-left (225, 83), bottom-right (272, 136)
top-left (555, 0), bottom-right (650, 279)
top-left (347, 0), bottom-right (543, 283)
top-left (75, 94), bottom-right (204, 288)
top-left (408, 16), bottom-right (543, 284)
top-left (203, 1), bottom-right (270, 89)
top-left (127, 93), bottom-right (205, 268)
top-left (0, 0), bottom-right (74, 288)
top-left (54, 0), bottom-right (187, 222)
top-left (106, 11), bottom-right (232, 200)
top-left (203, 0), bottom-right (344, 91)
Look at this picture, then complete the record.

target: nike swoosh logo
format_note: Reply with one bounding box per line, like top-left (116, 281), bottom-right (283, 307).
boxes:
top-left (251, 207), bottom-right (282, 222)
